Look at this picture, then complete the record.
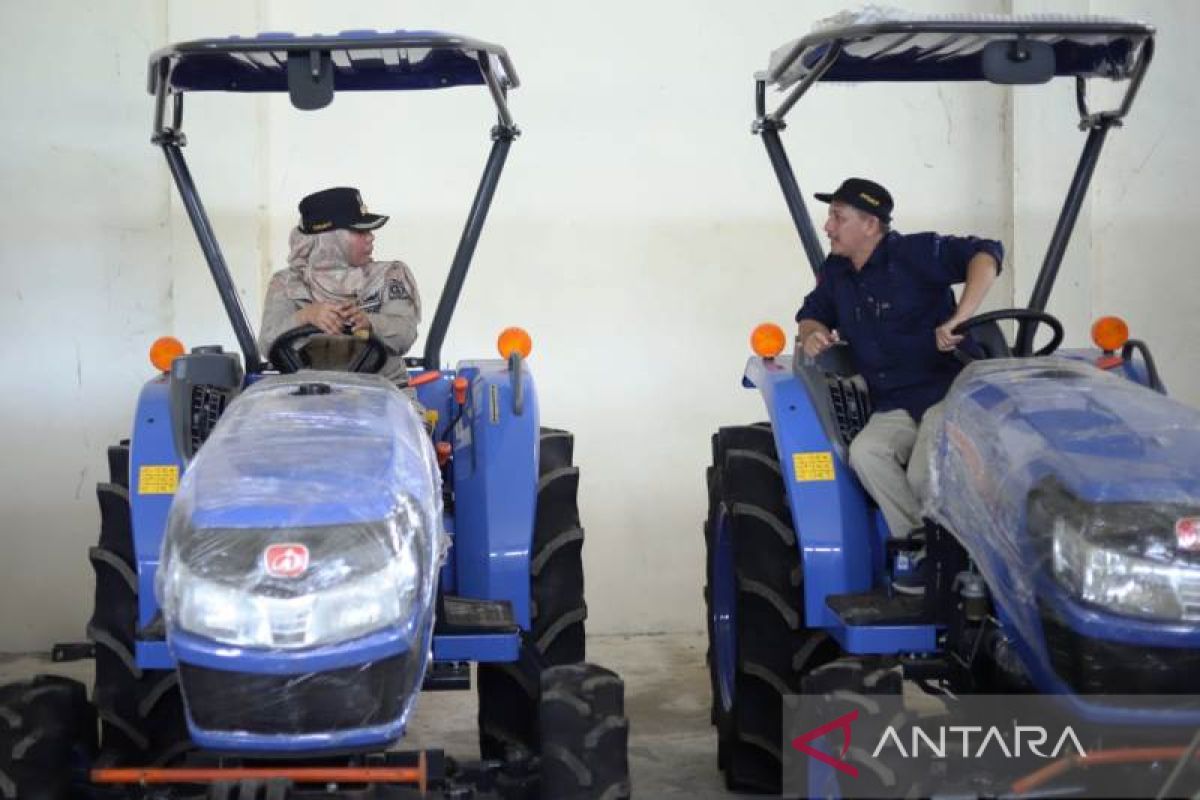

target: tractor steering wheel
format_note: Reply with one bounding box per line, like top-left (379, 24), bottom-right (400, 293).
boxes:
top-left (267, 323), bottom-right (389, 374)
top-left (951, 308), bottom-right (1064, 362)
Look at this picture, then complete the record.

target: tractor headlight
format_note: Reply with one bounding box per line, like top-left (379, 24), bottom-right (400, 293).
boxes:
top-left (159, 496), bottom-right (431, 649)
top-left (1031, 482), bottom-right (1200, 622)
top-left (167, 549), bottom-right (417, 649)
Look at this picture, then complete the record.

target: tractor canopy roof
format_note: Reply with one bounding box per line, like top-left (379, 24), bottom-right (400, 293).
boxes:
top-left (147, 30), bottom-right (518, 95)
top-left (765, 10), bottom-right (1153, 88)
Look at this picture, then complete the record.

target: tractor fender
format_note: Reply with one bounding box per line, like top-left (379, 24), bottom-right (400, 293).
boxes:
top-left (452, 358), bottom-right (540, 628)
top-left (743, 355), bottom-right (876, 627)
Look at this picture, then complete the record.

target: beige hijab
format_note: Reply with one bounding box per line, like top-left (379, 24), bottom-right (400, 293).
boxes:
top-left (286, 227), bottom-right (366, 304)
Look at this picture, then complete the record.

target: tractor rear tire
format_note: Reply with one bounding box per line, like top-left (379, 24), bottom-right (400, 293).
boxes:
top-left (539, 664), bottom-right (630, 800)
top-left (478, 428), bottom-right (588, 760)
top-left (0, 675), bottom-right (95, 800)
top-left (704, 424), bottom-right (841, 793)
top-left (89, 442), bottom-right (192, 767)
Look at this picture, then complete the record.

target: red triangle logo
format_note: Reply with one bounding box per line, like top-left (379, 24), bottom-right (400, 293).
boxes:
top-left (791, 708), bottom-right (860, 778)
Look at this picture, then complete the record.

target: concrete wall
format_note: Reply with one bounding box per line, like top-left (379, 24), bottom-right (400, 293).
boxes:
top-left (0, 0), bottom-right (1194, 650)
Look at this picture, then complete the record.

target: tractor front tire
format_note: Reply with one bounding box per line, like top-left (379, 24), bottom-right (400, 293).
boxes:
top-left (704, 424), bottom-right (841, 793)
top-left (478, 428), bottom-right (588, 760)
top-left (0, 675), bottom-right (95, 800)
top-left (539, 664), bottom-right (630, 800)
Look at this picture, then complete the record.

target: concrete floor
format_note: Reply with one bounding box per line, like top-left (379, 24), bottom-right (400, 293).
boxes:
top-left (0, 632), bottom-right (753, 799)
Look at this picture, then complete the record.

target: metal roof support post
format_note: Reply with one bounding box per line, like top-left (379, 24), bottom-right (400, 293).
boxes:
top-left (758, 123), bottom-right (826, 277)
top-left (1020, 119), bottom-right (1113, 355)
top-left (160, 142), bottom-right (264, 371)
top-left (753, 42), bottom-right (842, 277)
top-left (422, 129), bottom-right (515, 370)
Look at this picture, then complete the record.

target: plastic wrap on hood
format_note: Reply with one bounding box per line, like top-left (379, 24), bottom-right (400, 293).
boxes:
top-left (924, 357), bottom-right (1200, 693)
top-left (155, 371), bottom-right (447, 748)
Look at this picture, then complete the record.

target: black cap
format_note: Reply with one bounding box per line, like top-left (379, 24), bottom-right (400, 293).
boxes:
top-left (814, 178), bottom-right (893, 223)
top-left (298, 187), bottom-right (389, 234)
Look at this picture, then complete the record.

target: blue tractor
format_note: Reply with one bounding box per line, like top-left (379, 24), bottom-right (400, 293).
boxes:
top-left (704, 12), bottom-right (1200, 797)
top-left (0, 32), bottom-right (628, 799)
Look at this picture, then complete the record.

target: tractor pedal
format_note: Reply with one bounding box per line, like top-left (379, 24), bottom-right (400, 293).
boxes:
top-left (423, 661), bottom-right (471, 691)
top-left (436, 595), bottom-right (519, 635)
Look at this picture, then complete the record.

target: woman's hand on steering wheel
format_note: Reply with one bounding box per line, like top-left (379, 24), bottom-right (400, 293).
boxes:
top-left (338, 303), bottom-right (371, 335)
top-left (297, 302), bottom-right (345, 335)
top-left (267, 323), bottom-right (389, 374)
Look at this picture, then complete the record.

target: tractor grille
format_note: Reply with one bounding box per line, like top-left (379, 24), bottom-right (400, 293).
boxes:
top-left (180, 653), bottom-right (411, 736)
top-left (187, 384), bottom-right (232, 457)
top-left (1040, 602), bottom-right (1200, 697)
top-left (827, 375), bottom-right (872, 446)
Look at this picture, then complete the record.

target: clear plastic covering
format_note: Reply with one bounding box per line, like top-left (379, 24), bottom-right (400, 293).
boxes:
top-left (769, 5), bottom-right (1147, 89)
top-left (156, 371), bottom-right (447, 746)
top-left (925, 358), bottom-right (1200, 661)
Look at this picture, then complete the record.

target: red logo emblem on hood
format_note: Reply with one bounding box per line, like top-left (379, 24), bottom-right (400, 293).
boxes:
top-left (1177, 518), bottom-right (1200, 553)
top-left (264, 543), bottom-right (309, 578)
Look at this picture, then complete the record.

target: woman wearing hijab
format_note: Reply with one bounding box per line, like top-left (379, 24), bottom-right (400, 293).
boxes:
top-left (258, 187), bottom-right (421, 383)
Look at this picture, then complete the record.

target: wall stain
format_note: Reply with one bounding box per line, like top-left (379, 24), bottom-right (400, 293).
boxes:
top-left (936, 86), bottom-right (953, 145)
top-left (74, 467), bottom-right (88, 501)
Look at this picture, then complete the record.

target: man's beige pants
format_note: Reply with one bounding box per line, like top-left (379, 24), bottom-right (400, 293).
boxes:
top-left (847, 402), bottom-right (944, 540)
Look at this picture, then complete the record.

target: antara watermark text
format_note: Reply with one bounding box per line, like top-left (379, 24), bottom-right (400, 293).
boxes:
top-left (872, 725), bottom-right (1087, 759)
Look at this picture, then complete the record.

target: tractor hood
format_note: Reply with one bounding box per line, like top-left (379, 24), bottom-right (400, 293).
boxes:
top-left (182, 372), bottom-right (441, 529)
top-left (928, 357), bottom-right (1200, 512)
top-left (157, 371), bottom-right (446, 651)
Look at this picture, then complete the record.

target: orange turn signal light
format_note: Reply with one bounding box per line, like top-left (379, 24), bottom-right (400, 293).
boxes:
top-left (1091, 316), bottom-right (1129, 353)
top-left (149, 336), bottom-right (185, 373)
top-left (453, 376), bottom-right (469, 405)
top-left (750, 323), bottom-right (786, 359)
top-left (497, 327), bottom-right (533, 359)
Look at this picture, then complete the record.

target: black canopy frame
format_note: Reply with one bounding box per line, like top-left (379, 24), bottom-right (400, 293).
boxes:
top-left (147, 33), bottom-right (521, 371)
top-left (752, 18), bottom-right (1155, 355)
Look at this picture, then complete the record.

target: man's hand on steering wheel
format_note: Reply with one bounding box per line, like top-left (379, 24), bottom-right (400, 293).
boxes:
top-left (935, 315), bottom-right (967, 352)
top-left (948, 308), bottom-right (1065, 362)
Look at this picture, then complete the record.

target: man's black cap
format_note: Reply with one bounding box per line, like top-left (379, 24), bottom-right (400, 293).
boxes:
top-left (815, 178), bottom-right (893, 223)
top-left (298, 187), bottom-right (389, 234)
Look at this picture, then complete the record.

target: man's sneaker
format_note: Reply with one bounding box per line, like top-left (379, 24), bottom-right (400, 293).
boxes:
top-left (891, 547), bottom-right (927, 596)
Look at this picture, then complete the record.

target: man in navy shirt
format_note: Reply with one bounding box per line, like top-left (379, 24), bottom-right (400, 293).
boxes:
top-left (796, 178), bottom-right (1001, 591)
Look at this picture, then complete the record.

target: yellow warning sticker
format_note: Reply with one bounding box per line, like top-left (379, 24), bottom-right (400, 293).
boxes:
top-left (793, 451), bottom-right (835, 482)
top-left (138, 465), bottom-right (179, 495)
